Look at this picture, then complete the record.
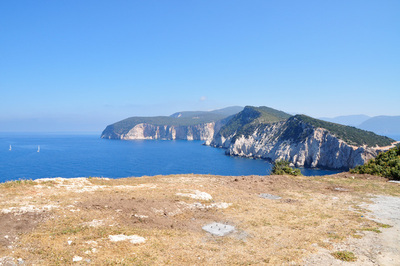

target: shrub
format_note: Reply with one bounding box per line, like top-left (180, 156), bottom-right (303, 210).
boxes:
top-left (271, 160), bottom-right (302, 176)
top-left (350, 146), bottom-right (400, 180)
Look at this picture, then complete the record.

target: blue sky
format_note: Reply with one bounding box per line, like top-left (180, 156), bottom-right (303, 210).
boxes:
top-left (1, 0), bottom-right (399, 132)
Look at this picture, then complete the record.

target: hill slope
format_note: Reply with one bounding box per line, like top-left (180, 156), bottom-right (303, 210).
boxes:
top-left (210, 111), bottom-right (396, 170)
top-left (296, 115), bottom-right (393, 147)
top-left (101, 107), bottom-right (242, 140)
top-left (101, 105), bottom-right (396, 169)
top-left (218, 106), bottom-right (292, 139)
top-left (1, 174), bottom-right (399, 264)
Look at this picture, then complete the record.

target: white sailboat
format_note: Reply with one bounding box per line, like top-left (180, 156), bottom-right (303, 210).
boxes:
top-left (9, 145), bottom-right (12, 151)
top-left (37, 145), bottom-right (40, 153)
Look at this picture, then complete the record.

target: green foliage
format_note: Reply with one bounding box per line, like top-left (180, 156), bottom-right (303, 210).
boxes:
top-left (104, 107), bottom-right (245, 137)
top-left (296, 115), bottom-right (394, 147)
top-left (0, 179), bottom-right (35, 188)
top-left (103, 113), bottom-right (228, 136)
top-left (331, 251), bottom-right (357, 262)
top-left (271, 160), bottom-right (302, 176)
top-left (350, 146), bottom-right (400, 180)
top-left (219, 106), bottom-right (291, 139)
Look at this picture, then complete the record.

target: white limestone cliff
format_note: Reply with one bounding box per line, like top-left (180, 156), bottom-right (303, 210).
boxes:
top-left (209, 119), bottom-right (390, 170)
top-left (104, 122), bottom-right (222, 143)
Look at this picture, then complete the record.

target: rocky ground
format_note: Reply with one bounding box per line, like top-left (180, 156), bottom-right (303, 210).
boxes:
top-left (0, 173), bottom-right (399, 265)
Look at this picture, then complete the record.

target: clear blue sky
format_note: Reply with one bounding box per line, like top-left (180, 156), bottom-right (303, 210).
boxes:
top-left (1, 0), bottom-right (399, 132)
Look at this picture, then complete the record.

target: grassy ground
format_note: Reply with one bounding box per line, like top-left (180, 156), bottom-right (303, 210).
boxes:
top-left (0, 173), bottom-right (399, 265)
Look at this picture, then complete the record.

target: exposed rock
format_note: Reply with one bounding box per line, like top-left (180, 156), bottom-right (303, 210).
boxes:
top-left (101, 106), bottom-right (395, 170)
top-left (202, 222), bottom-right (235, 236)
top-left (102, 121), bottom-right (228, 143)
top-left (210, 116), bottom-right (392, 170)
top-left (176, 190), bottom-right (213, 201)
top-left (72, 256), bottom-right (82, 262)
top-left (259, 193), bottom-right (282, 200)
top-left (108, 234), bottom-right (146, 244)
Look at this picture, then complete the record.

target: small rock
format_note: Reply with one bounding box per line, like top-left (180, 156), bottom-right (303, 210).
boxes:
top-left (67, 241), bottom-right (72, 245)
top-left (334, 187), bottom-right (349, 192)
top-left (109, 234), bottom-right (146, 244)
top-left (72, 256), bottom-right (82, 262)
top-left (259, 193), bottom-right (282, 200)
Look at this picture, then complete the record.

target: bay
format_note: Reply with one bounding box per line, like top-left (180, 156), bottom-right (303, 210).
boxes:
top-left (0, 133), bottom-right (340, 182)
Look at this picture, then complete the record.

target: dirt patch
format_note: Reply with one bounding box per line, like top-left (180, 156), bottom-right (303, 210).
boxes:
top-left (0, 212), bottom-right (48, 250)
top-left (76, 193), bottom-right (226, 232)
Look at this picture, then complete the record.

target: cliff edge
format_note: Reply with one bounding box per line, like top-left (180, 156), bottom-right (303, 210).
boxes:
top-left (210, 110), bottom-right (395, 170)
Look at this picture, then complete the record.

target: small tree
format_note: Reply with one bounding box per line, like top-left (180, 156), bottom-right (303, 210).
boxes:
top-left (271, 160), bottom-right (302, 176)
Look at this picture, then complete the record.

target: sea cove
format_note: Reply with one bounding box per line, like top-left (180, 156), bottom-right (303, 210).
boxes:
top-left (0, 133), bottom-right (339, 182)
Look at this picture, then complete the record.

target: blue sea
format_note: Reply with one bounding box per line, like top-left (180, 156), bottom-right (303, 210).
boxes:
top-left (0, 133), bottom-right (340, 183)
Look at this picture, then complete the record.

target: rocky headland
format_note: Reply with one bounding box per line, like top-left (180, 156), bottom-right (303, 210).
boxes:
top-left (101, 106), bottom-right (396, 170)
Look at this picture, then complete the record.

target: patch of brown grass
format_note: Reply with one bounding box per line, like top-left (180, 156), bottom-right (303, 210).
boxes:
top-left (0, 173), bottom-right (398, 264)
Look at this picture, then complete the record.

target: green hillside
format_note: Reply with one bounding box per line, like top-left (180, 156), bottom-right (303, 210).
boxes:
top-left (350, 145), bottom-right (400, 180)
top-left (296, 115), bottom-right (394, 147)
top-left (103, 107), bottom-right (242, 136)
top-left (219, 106), bottom-right (292, 138)
top-left (104, 115), bottom-right (223, 136)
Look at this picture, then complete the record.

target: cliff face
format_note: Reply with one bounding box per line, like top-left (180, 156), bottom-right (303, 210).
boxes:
top-left (210, 116), bottom-right (387, 170)
top-left (101, 106), bottom-right (395, 170)
top-left (101, 121), bottom-right (224, 143)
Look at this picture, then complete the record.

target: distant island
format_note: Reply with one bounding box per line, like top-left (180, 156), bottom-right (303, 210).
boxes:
top-left (101, 106), bottom-right (397, 170)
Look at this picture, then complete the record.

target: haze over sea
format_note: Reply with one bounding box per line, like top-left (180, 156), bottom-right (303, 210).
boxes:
top-left (0, 133), bottom-right (340, 183)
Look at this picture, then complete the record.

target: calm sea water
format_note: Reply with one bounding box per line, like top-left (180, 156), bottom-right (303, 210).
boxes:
top-left (0, 133), bottom-right (340, 182)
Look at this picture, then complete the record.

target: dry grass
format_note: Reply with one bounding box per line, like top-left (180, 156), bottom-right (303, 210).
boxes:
top-left (0, 173), bottom-right (399, 264)
top-left (331, 250), bottom-right (357, 262)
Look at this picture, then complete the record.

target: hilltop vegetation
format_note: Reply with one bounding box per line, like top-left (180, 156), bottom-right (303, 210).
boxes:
top-left (217, 107), bottom-right (393, 148)
top-left (103, 107), bottom-right (242, 136)
top-left (351, 145), bottom-right (400, 180)
top-left (296, 115), bottom-right (394, 147)
top-left (107, 115), bottom-right (224, 136)
top-left (102, 105), bottom-right (395, 155)
top-left (219, 106), bottom-right (291, 139)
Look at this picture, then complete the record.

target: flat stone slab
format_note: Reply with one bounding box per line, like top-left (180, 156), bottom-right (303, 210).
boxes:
top-left (202, 222), bottom-right (235, 236)
top-left (108, 234), bottom-right (146, 244)
top-left (176, 190), bottom-right (213, 201)
top-left (259, 193), bottom-right (281, 200)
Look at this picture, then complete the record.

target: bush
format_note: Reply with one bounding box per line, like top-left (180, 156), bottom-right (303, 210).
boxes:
top-left (350, 146), bottom-right (400, 180)
top-left (271, 160), bottom-right (302, 176)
